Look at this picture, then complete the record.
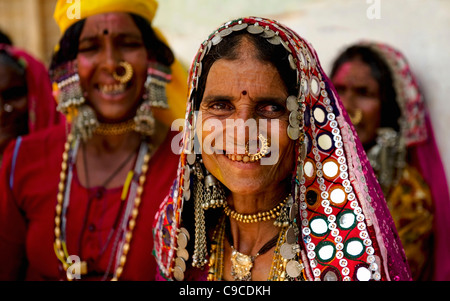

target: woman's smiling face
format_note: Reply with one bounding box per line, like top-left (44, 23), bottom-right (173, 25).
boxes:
top-left (198, 38), bottom-right (295, 195)
top-left (76, 12), bottom-right (148, 123)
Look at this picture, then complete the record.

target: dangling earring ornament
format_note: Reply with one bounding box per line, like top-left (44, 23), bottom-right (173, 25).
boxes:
top-left (286, 95), bottom-right (303, 141)
top-left (51, 60), bottom-right (85, 121)
top-left (202, 172), bottom-right (226, 210)
top-left (192, 161), bottom-right (208, 268)
top-left (144, 62), bottom-right (172, 109)
top-left (134, 100), bottom-right (156, 137)
top-left (113, 61), bottom-right (134, 84)
top-left (72, 104), bottom-right (99, 142)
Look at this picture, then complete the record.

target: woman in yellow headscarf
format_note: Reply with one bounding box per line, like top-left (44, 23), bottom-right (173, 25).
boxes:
top-left (0, 0), bottom-right (187, 281)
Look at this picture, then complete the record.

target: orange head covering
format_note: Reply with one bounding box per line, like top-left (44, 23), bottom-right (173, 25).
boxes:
top-left (53, 0), bottom-right (158, 35)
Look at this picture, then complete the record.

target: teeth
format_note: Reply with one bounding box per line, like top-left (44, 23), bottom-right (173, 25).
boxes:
top-left (99, 83), bottom-right (126, 94)
top-left (226, 153), bottom-right (259, 163)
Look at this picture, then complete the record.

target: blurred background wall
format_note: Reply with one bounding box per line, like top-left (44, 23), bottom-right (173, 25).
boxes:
top-left (0, 0), bottom-right (449, 189)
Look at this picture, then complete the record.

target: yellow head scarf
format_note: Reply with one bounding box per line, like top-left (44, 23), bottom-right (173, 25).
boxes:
top-left (53, 0), bottom-right (187, 126)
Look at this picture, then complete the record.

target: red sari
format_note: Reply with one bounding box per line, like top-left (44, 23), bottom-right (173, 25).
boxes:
top-left (0, 123), bottom-right (179, 280)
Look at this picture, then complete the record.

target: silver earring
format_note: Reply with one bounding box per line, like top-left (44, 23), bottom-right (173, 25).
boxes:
top-left (134, 100), bottom-right (156, 137)
top-left (72, 104), bottom-right (98, 142)
top-left (192, 161), bottom-right (208, 268)
top-left (52, 61), bottom-right (85, 115)
top-left (202, 172), bottom-right (226, 210)
top-left (144, 62), bottom-right (171, 109)
top-left (286, 95), bottom-right (303, 140)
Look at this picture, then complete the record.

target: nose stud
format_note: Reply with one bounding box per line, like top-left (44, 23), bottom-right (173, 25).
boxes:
top-left (113, 61), bottom-right (134, 84)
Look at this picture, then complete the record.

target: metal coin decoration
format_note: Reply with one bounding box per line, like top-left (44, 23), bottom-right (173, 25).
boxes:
top-left (247, 24), bottom-right (264, 35)
top-left (286, 95), bottom-right (299, 112)
top-left (177, 232), bottom-right (188, 249)
top-left (175, 257), bottom-right (186, 272)
top-left (186, 153), bottom-right (196, 165)
top-left (261, 29), bottom-right (275, 38)
top-left (286, 226), bottom-right (297, 244)
top-left (180, 227), bottom-right (190, 241)
top-left (286, 260), bottom-right (303, 278)
top-left (280, 243), bottom-right (296, 260)
top-left (232, 22), bottom-right (248, 31)
top-left (267, 35), bottom-right (282, 45)
top-left (289, 111), bottom-right (301, 127)
top-left (176, 247), bottom-right (189, 262)
top-left (173, 265), bottom-right (185, 281)
top-left (287, 125), bottom-right (300, 140)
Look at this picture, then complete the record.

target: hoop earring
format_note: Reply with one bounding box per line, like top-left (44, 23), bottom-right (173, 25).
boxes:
top-left (113, 61), bottom-right (134, 84)
top-left (349, 109), bottom-right (363, 126)
top-left (246, 134), bottom-right (270, 161)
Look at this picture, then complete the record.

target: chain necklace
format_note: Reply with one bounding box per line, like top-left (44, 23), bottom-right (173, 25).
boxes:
top-left (53, 133), bottom-right (151, 281)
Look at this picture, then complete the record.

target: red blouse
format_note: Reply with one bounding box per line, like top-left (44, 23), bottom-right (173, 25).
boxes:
top-left (0, 123), bottom-right (180, 280)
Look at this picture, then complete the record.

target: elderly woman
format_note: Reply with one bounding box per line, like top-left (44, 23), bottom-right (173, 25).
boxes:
top-left (0, 44), bottom-right (61, 165)
top-left (0, 0), bottom-right (186, 280)
top-left (330, 42), bottom-right (450, 280)
top-left (153, 17), bottom-right (411, 281)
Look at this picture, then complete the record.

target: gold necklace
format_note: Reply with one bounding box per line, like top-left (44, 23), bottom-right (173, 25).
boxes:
top-left (94, 119), bottom-right (136, 136)
top-left (53, 133), bottom-right (151, 281)
top-left (223, 194), bottom-right (290, 223)
top-left (208, 215), bottom-right (288, 281)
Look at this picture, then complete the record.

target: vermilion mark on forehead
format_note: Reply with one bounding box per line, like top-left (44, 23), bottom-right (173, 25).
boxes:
top-left (241, 90), bottom-right (247, 96)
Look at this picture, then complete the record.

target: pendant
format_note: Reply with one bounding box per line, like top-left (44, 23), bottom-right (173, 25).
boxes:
top-left (230, 247), bottom-right (255, 281)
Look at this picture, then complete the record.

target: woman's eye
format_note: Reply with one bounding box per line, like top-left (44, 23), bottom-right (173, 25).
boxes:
top-left (78, 43), bottom-right (99, 53)
top-left (257, 103), bottom-right (285, 117)
top-left (210, 102), bottom-right (233, 111)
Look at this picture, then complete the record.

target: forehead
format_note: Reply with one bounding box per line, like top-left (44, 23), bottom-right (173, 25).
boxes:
top-left (0, 61), bottom-right (25, 89)
top-left (333, 60), bottom-right (375, 84)
top-left (204, 40), bottom-right (286, 96)
top-left (80, 12), bottom-right (141, 37)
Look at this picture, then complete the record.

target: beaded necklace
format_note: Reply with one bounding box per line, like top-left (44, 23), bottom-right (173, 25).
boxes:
top-left (223, 194), bottom-right (289, 224)
top-left (53, 133), bottom-right (151, 281)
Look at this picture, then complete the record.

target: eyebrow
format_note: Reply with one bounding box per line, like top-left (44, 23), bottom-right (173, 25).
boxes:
top-left (201, 94), bottom-right (286, 105)
top-left (79, 32), bottom-right (143, 43)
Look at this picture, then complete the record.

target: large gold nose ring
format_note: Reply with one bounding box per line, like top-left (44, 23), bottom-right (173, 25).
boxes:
top-left (349, 109), bottom-right (363, 126)
top-left (246, 134), bottom-right (270, 161)
top-left (113, 61), bottom-right (134, 84)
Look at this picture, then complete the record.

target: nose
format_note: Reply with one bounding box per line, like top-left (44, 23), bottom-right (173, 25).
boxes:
top-left (99, 40), bottom-right (122, 76)
top-left (339, 89), bottom-right (356, 114)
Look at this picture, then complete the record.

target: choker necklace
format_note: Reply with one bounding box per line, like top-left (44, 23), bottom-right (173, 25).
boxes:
top-left (94, 119), bottom-right (136, 136)
top-left (53, 133), bottom-right (151, 281)
top-left (223, 194), bottom-right (290, 224)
